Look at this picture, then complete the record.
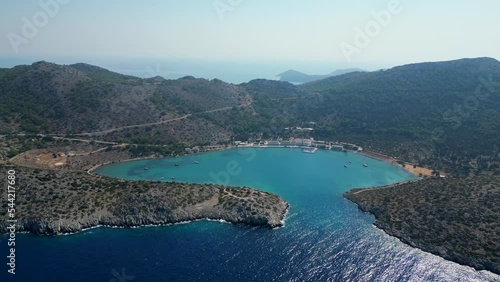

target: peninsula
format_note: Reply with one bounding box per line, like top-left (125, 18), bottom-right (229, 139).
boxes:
top-left (345, 176), bottom-right (500, 275)
top-left (0, 166), bottom-right (289, 235)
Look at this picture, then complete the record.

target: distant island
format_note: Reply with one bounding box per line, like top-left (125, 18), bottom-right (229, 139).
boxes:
top-left (276, 68), bottom-right (364, 84)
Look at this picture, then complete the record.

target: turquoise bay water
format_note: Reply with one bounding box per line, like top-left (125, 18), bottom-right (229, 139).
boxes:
top-left (2, 148), bottom-right (499, 281)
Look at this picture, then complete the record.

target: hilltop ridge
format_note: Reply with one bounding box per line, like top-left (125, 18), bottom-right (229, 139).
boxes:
top-left (1, 57), bottom-right (499, 175)
top-left (276, 68), bottom-right (364, 83)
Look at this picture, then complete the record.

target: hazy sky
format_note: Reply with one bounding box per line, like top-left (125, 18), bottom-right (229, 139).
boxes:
top-left (1, 0), bottom-right (499, 78)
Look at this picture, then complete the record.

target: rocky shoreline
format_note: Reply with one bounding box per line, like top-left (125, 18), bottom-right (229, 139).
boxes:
top-left (0, 166), bottom-right (289, 235)
top-left (4, 203), bottom-right (289, 236)
top-left (344, 176), bottom-right (500, 275)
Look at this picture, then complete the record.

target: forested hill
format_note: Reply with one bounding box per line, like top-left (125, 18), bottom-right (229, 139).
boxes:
top-left (298, 58), bottom-right (500, 175)
top-left (0, 61), bottom-right (249, 143)
top-left (1, 58), bottom-right (499, 175)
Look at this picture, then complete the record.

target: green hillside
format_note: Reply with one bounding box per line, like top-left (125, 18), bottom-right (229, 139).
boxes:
top-left (297, 58), bottom-right (500, 175)
top-left (1, 58), bottom-right (499, 175)
top-left (0, 61), bottom-right (248, 145)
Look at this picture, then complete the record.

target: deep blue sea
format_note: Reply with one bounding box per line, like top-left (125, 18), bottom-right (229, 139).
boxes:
top-left (2, 148), bottom-right (499, 281)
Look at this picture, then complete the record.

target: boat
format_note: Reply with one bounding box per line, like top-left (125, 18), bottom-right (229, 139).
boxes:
top-left (348, 161), bottom-right (352, 164)
top-left (175, 163), bottom-right (180, 167)
top-left (344, 164), bottom-right (348, 168)
top-left (194, 161), bottom-right (199, 164)
top-left (171, 177), bottom-right (175, 180)
top-left (363, 164), bottom-right (368, 167)
top-left (144, 167), bottom-right (148, 170)
top-left (302, 148), bottom-right (318, 154)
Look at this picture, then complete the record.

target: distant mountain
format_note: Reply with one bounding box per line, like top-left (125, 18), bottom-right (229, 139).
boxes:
top-left (277, 68), bottom-right (364, 84)
top-left (242, 79), bottom-right (311, 98)
top-left (1, 58), bottom-right (499, 175)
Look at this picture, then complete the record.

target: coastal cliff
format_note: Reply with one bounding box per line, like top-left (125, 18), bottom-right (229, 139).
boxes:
top-left (344, 175), bottom-right (500, 275)
top-left (0, 167), bottom-right (289, 235)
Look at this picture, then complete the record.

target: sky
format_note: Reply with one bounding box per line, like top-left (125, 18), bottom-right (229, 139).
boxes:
top-left (0, 0), bottom-right (499, 82)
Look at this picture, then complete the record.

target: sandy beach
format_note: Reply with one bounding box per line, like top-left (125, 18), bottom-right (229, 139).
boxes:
top-left (358, 150), bottom-right (434, 177)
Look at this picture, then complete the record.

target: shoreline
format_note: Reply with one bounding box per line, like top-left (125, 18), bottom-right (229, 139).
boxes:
top-left (10, 135), bottom-right (430, 179)
top-left (1, 166), bottom-right (290, 236)
top-left (87, 145), bottom-right (237, 174)
top-left (7, 146), bottom-right (415, 237)
top-left (88, 145), bottom-right (417, 176)
top-left (354, 202), bottom-right (500, 276)
top-left (4, 201), bottom-right (291, 237)
top-left (344, 176), bottom-right (500, 276)
top-left (2, 214), bottom-right (285, 237)
top-left (369, 223), bottom-right (499, 277)
top-left (357, 149), bottom-right (432, 177)
top-left (32, 218), bottom-right (241, 237)
top-left (347, 178), bottom-right (423, 195)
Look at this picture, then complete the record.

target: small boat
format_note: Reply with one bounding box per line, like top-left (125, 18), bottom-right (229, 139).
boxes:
top-left (363, 164), bottom-right (368, 167)
top-left (175, 163), bottom-right (180, 167)
top-left (302, 148), bottom-right (318, 154)
top-left (171, 177), bottom-right (175, 180)
top-left (344, 164), bottom-right (348, 168)
top-left (194, 161), bottom-right (199, 164)
top-left (348, 161), bottom-right (352, 164)
top-left (144, 167), bottom-right (148, 170)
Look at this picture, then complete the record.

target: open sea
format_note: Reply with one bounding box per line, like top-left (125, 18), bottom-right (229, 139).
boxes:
top-left (2, 148), bottom-right (499, 281)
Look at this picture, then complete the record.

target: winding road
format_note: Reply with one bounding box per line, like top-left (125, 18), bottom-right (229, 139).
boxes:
top-left (74, 102), bottom-right (251, 136)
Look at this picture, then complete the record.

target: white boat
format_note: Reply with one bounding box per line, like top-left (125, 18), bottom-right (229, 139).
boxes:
top-left (302, 148), bottom-right (318, 154)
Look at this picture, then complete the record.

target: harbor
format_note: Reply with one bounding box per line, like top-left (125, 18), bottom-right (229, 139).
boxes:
top-left (233, 138), bottom-right (363, 152)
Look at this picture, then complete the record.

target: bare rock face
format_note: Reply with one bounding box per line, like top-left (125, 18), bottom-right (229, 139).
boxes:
top-left (0, 167), bottom-right (289, 235)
